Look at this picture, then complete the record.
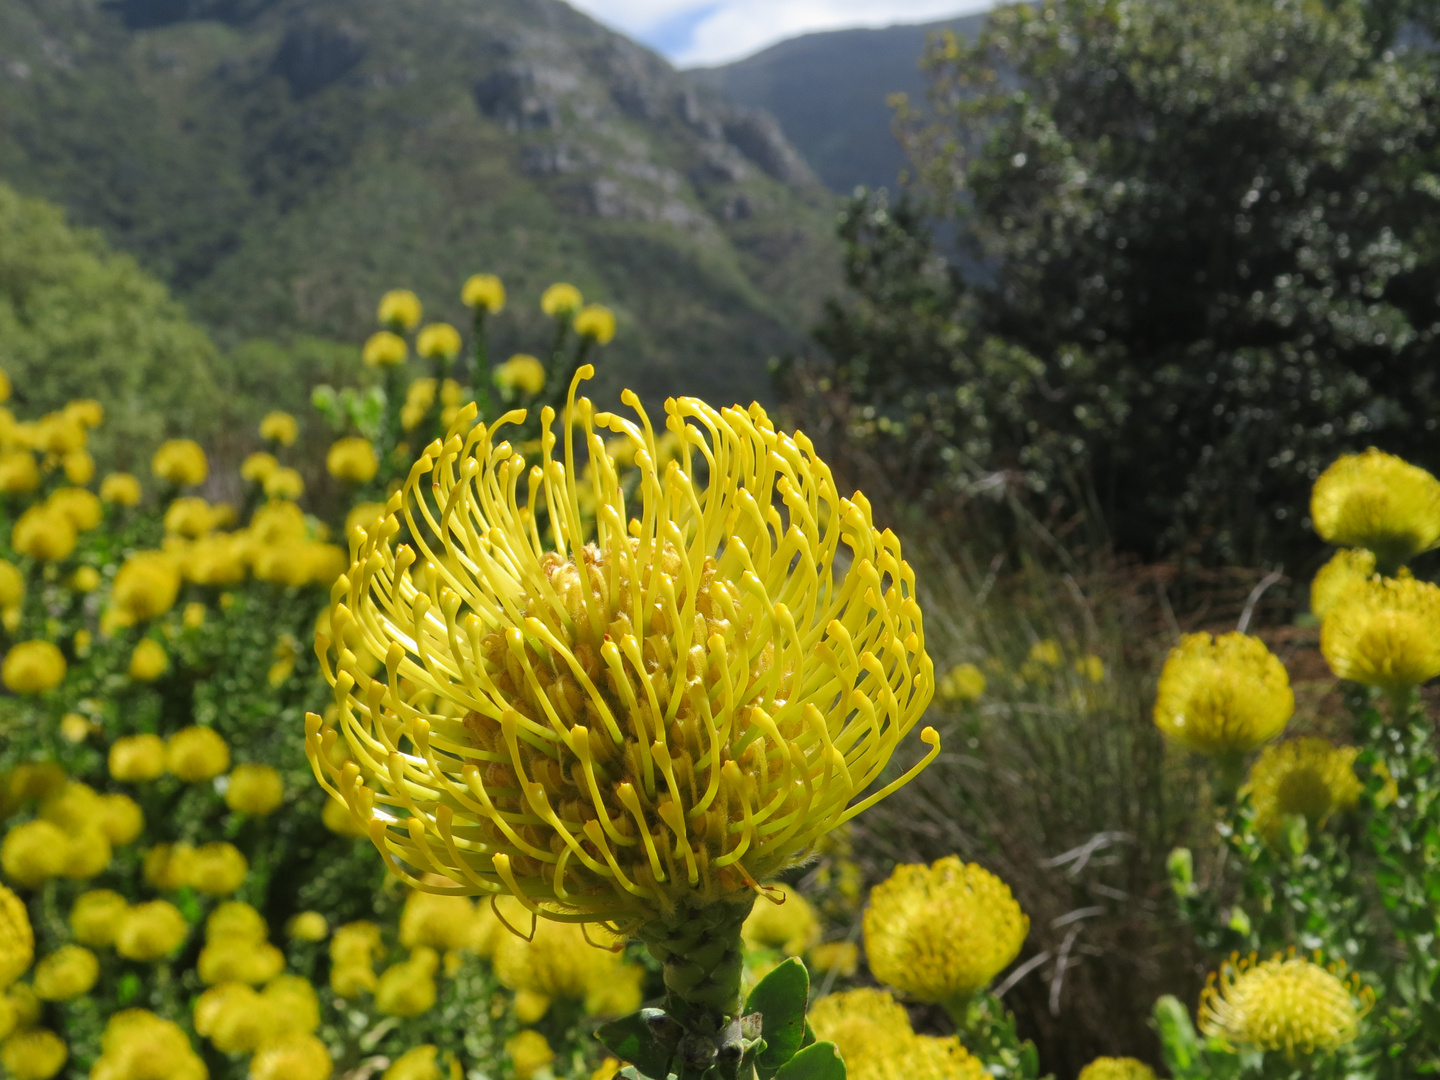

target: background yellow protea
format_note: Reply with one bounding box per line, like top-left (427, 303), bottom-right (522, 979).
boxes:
top-left (1152, 632), bottom-right (1293, 755)
top-left (1309, 548), bottom-right (1377, 620)
top-left (808, 988), bottom-right (987, 1080)
top-left (1320, 575), bottom-right (1440, 690)
top-left (863, 856), bottom-right (1028, 1006)
top-left (1243, 737), bottom-right (1362, 846)
top-left (1076, 1057), bottom-right (1157, 1080)
top-left (1198, 951), bottom-right (1371, 1058)
top-left (1311, 449), bottom-right (1440, 571)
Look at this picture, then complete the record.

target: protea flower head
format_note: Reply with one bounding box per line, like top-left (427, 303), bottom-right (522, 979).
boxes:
top-left (308, 368), bottom-right (937, 932)
top-left (1199, 950), bottom-right (1372, 1058)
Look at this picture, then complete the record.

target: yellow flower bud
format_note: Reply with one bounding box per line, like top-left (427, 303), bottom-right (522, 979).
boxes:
top-left (1, 642), bottom-right (66, 694)
top-left (378, 289), bottom-right (423, 332)
top-left (287, 911), bottom-right (328, 942)
top-left (164, 497), bottom-right (215, 539)
top-left (194, 982), bottom-right (271, 1053)
top-left (198, 936), bottom-right (284, 985)
top-left (330, 921), bottom-right (382, 969)
top-left (207, 901), bottom-right (267, 944)
top-left (60, 829), bottom-right (112, 880)
top-left (0, 820), bottom-right (67, 888)
top-left (129, 638), bottom-right (169, 682)
top-left (462, 273), bottom-right (506, 313)
top-left (416, 323), bottom-right (463, 363)
top-left (61, 451), bottom-right (94, 485)
top-left (540, 282), bottom-right (583, 317)
top-left (264, 467), bottom-right (305, 500)
top-left (0, 1028), bottom-right (67, 1080)
top-left (399, 890), bottom-right (477, 952)
top-left (250, 1033), bottom-right (333, 1080)
top-left (493, 354), bottom-right (546, 397)
top-left (68, 566), bottom-right (101, 593)
top-left (0, 452), bottom-right (38, 495)
top-left (165, 726), bottom-right (229, 781)
top-left (70, 890), bottom-right (128, 948)
top-left (225, 763), bottom-right (284, 816)
top-left (100, 472), bottom-right (142, 506)
top-left (241, 451), bottom-right (280, 484)
top-left (810, 988), bottom-right (987, 1080)
top-left (142, 843), bottom-right (196, 891)
top-left (264, 974), bottom-right (321, 1036)
top-left (364, 330), bottom-right (409, 368)
top-left (864, 857), bottom-right (1029, 1005)
top-left (259, 411), bottom-right (299, 446)
top-left (1153, 632), bottom-right (1293, 755)
top-left (182, 602), bottom-right (206, 629)
top-left (385, 1045), bottom-right (445, 1080)
top-left (46, 488), bottom-right (101, 532)
top-left (33, 946), bottom-right (99, 1001)
top-left (0, 884), bottom-right (34, 986)
top-left (1244, 738), bottom-right (1363, 847)
top-left (505, 1030), bottom-right (554, 1080)
top-left (94, 1010), bottom-right (205, 1080)
top-left (376, 948), bottom-right (439, 1017)
top-left (12, 506), bottom-right (76, 562)
top-left (95, 793), bottom-right (143, 846)
top-left (0, 370), bottom-right (9, 403)
top-left (329, 963), bottom-right (376, 998)
top-left (151, 439), bottom-right (208, 487)
top-left (584, 964), bottom-right (645, 1018)
top-left (33, 412), bottom-right (85, 455)
top-left (0, 561), bottom-right (22, 610)
top-left (61, 399), bottom-right (102, 429)
top-left (188, 842), bottom-right (247, 897)
top-left (109, 734), bottom-right (166, 782)
top-left (114, 900), bottom-right (188, 961)
top-left (112, 551), bottom-right (182, 622)
top-left (573, 303), bottom-right (616, 345)
top-left (326, 437), bottom-right (379, 484)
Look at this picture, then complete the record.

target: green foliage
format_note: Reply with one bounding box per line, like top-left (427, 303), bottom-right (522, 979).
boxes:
top-left (0, 183), bottom-right (220, 467)
top-left (795, 0), bottom-right (1440, 564)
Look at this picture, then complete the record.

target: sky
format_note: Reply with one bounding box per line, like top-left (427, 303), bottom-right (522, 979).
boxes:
top-left (565, 0), bottom-right (993, 67)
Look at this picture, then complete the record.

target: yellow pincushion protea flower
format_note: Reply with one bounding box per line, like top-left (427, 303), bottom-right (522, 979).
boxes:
top-left (32, 945), bottom-right (99, 1001)
top-left (491, 912), bottom-right (626, 1010)
top-left (541, 282), bottom-right (583, 318)
top-left (112, 551), bottom-right (182, 623)
top-left (1199, 951), bottom-right (1372, 1058)
top-left (575, 304), bottom-right (617, 345)
top-left (93, 1010), bottom-right (206, 1080)
top-left (379, 290), bottom-right (424, 333)
top-left (1310, 549), bottom-right (1376, 621)
top-left (741, 883), bottom-right (820, 956)
top-left (809, 988), bottom-right (986, 1080)
top-left (1, 642), bottom-right (66, 695)
top-left (495, 354), bottom-right (546, 397)
top-left (463, 273), bottom-right (506, 314)
top-left (151, 439), bottom-right (208, 487)
top-left (417, 323), bottom-right (463, 363)
top-left (365, 331), bottom-right (409, 369)
top-left (863, 856), bottom-right (1027, 1005)
top-left (100, 472), bottom-right (142, 506)
top-left (1311, 449), bottom-right (1440, 570)
top-left (1152, 632), bottom-right (1293, 755)
top-left (0, 1028), bottom-right (67, 1080)
top-left (1320, 576), bottom-right (1440, 690)
top-left (259, 410), bottom-right (299, 446)
top-left (937, 662), bottom-right (985, 703)
top-left (1076, 1058), bottom-right (1157, 1080)
top-left (0, 884), bottom-right (33, 987)
top-left (309, 369), bottom-right (937, 932)
top-left (327, 437), bottom-right (379, 484)
top-left (1243, 738), bottom-right (1362, 845)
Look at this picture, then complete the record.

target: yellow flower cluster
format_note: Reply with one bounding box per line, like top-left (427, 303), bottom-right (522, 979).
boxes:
top-left (937, 661), bottom-right (986, 703)
top-left (0, 399), bottom-right (102, 500)
top-left (1243, 738), bottom-right (1362, 846)
top-left (311, 371), bottom-right (938, 929)
top-left (1320, 576), bottom-right (1440, 691)
top-left (809, 988), bottom-right (987, 1080)
top-left (1311, 449), bottom-right (1440, 570)
top-left (1153, 632), bottom-right (1293, 755)
top-left (91, 1010), bottom-right (206, 1080)
top-left (1077, 1058), bottom-right (1158, 1080)
top-left (1199, 951), bottom-right (1372, 1058)
top-left (1, 781), bottom-right (142, 887)
top-left (863, 856), bottom-right (1028, 1005)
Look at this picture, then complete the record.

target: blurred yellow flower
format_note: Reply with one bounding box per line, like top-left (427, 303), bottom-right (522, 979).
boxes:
top-left (417, 323), bottom-right (463, 363)
top-left (12, 506), bottom-right (77, 562)
top-left (376, 948), bottom-right (439, 1017)
top-left (112, 551), bottom-right (182, 622)
top-left (331, 921), bottom-right (383, 969)
top-left (1075, 654), bottom-right (1105, 683)
top-left (32, 413), bottom-right (85, 456)
top-left (327, 436), bottom-right (379, 483)
top-left (0, 370), bottom-right (9, 403)
top-left (505, 1030), bottom-right (555, 1080)
top-left (808, 941), bottom-right (859, 979)
top-left (151, 439), bottom-right (208, 487)
top-left (541, 282), bottom-right (583, 317)
top-left (494, 353), bottom-right (546, 396)
top-left (364, 330), bottom-right (409, 368)
top-left (250, 1033), bottom-right (333, 1080)
top-left (93, 1010), bottom-right (206, 1080)
top-left (810, 988), bottom-right (986, 1080)
top-left (264, 466), bottom-right (305, 500)
top-left (68, 566), bottom-right (101, 593)
top-left (0, 885), bottom-right (33, 986)
top-left (70, 890), bottom-right (128, 948)
top-left (378, 289), bottom-right (423, 332)
top-left (61, 451), bottom-right (93, 485)
top-left (188, 842), bottom-right (248, 897)
top-left (241, 452), bottom-right (279, 484)
top-left (198, 936), bottom-right (285, 985)
top-left (742, 884), bottom-right (821, 957)
top-left (32, 946), bottom-right (98, 1001)
top-left (207, 901), bottom-right (267, 944)
top-left (164, 496), bottom-right (215, 539)
top-left (0, 1028), bottom-right (67, 1080)
top-left (311, 376), bottom-right (937, 935)
top-left (345, 501), bottom-right (386, 541)
top-left (0, 452), bottom-right (39, 495)
top-left (322, 795), bottom-right (367, 837)
top-left (1153, 632), bottom-right (1293, 755)
top-left (226, 763), bottom-right (284, 816)
top-left (264, 974), bottom-right (322, 1036)
top-left (62, 399), bottom-right (103, 429)
top-left (100, 472), bottom-right (142, 506)
top-left (865, 857), bottom-right (1028, 1005)
top-left (166, 726), bottom-right (230, 782)
top-left (128, 638), bottom-right (169, 682)
top-left (61, 828), bottom-right (112, 880)
top-left (493, 916), bottom-right (627, 1014)
top-left (98, 793), bottom-right (144, 846)
top-left (182, 601), bottom-right (206, 629)
top-left (109, 734), bottom-right (166, 783)
top-left (1312, 449), bottom-right (1440, 569)
top-left (1312, 550), bottom-right (1380, 620)
top-left (114, 900), bottom-right (188, 961)
top-left (1244, 738), bottom-right (1362, 846)
top-left (259, 410), bottom-right (299, 446)
top-left (143, 843), bottom-right (196, 892)
top-left (194, 982), bottom-right (270, 1054)
top-left (463, 273), bottom-right (506, 313)
top-left (1077, 1058), bottom-right (1157, 1080)
top-left (0, 820), bottom-right (67, 888)
top-left (0, 561), bottom-right (22, 610)
top-left (1199, 952), bottom-right (1371, 1058)
top-left (1, 642), bottom-right (66, 694)
top-left (1321, 576), bottom-right (1440, 690)
top-left (287, 911), bottom-right (329, 942)
top-left (47, 488), bottom-right (101, 532)
top-left (938, 662), bottom-right (986, 702)
top-left (385, 1045), bottom-right (446, 1080)
top-left (399, 890), bottom-right (478, 953)
top-left (574, 303), bottom-right (616, 344)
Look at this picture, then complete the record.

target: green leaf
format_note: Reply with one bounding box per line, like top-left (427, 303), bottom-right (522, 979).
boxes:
top-left (800, 1020), bottom-right (816, 1050)
top-left (595, 1008), bottom-right (683, 1080)
top-left (746, 957), bottom-right (811, 1076)
top-left (772, 1040), bottom-right (845, 1080)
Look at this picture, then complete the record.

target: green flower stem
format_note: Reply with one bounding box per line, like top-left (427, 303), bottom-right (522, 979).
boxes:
top-left (636, 896), bottom-right (757, 1079)
top-left (1211, 751), bottom-right (1247, 807)
top-left (471, 309), bottom-right (492, 423)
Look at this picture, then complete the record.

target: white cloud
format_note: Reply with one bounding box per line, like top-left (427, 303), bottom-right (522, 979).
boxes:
top-left (565, 0), bottom-right (991, 67)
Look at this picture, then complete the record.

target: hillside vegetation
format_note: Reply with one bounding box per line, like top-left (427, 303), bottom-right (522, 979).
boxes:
top-left (0, 0), bottom-right (840, 405)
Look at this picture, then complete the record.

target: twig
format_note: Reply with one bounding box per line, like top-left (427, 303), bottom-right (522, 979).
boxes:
top-left (993, 950), bottom-right (1051, 999)
top-left (1049, 925), bottom-right (1083, 1016)
top-left (1236, 567), bottom-right (1285, 634)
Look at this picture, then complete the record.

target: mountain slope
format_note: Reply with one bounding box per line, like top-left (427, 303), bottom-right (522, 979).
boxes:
top-left (0, 0), bottom-right (841, 406)
top-left (690, 14), bottom-right (987, 194)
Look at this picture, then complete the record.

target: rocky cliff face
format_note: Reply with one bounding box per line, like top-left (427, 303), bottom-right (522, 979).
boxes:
top-left (0, 0), bottom-right (839, 405)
